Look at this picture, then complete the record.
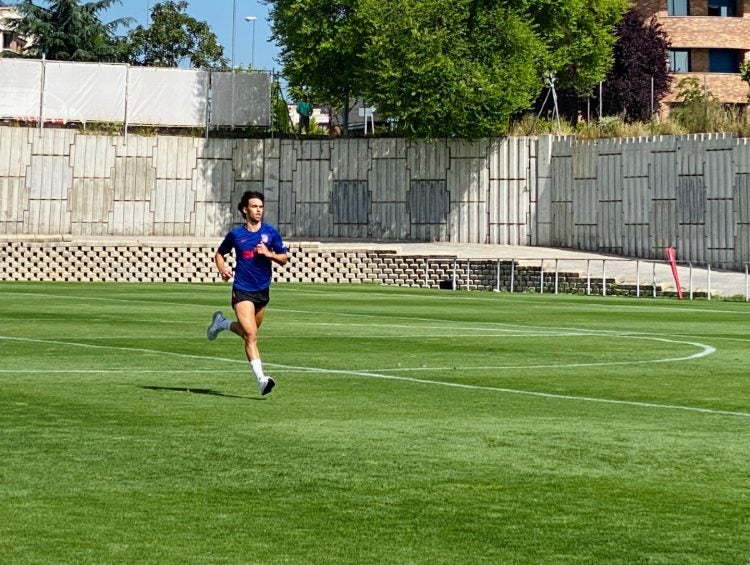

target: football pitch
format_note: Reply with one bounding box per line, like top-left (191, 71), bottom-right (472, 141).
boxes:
top-left (1, 281), bottom-right (749, 564)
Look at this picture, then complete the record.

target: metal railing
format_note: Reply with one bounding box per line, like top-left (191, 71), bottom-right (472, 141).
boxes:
top-left (422, 256), bottom-right (750, 301)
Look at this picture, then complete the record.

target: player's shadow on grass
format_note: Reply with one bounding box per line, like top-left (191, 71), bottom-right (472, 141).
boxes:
top-left (139, 385), bottom-right (261, 400)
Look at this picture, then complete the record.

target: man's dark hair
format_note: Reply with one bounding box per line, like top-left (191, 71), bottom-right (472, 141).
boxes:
top-left (238, 191), bottom-right (265, 218)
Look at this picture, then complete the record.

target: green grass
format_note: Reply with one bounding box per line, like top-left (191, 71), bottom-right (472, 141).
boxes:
top-left (1, 282), bottom-right (749, 564)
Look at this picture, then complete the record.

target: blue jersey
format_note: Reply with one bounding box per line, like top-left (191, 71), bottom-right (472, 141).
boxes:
top-left (217, 223), bottom-right (287, 292)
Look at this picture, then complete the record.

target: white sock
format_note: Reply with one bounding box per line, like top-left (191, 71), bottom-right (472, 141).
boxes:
top-left (250, 359), bottom-right (265, 384)
top-left (219, 317), bottom-right (232, 331)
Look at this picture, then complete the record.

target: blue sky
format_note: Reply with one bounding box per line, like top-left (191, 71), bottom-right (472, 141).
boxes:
top-left (6, 0), bottom-right (281, 72)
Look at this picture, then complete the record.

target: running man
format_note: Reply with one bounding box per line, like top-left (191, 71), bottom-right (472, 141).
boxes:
top-left (207, 191), bottom-right (288, 395)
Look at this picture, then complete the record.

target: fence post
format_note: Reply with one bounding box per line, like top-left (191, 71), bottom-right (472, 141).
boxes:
top-left (205, 71), bottom-right (211, 140)
top-left (554, 259), bottom-right (559, 294)
top-left (38, 56), bottom-right (46, 133)
top-left (540, 259), bottom-right (544, 294)
top-left (636, 260), bottom-right (640, 298)
top-left (124, 64), bottom-right (130, 144)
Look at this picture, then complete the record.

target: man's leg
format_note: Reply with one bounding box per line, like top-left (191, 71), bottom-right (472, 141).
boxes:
top-left (233, 301), bottom-right (274, 394)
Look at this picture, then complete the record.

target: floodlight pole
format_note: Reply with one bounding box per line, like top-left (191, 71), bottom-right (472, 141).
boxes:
top-left (245, 16), bottom-right (257, 69)
top-left (231, 0), bottom-right (237, 71)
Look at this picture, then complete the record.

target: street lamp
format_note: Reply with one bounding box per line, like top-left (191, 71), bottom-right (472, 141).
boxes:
top-left (245, 16), bottom-right (257, 69)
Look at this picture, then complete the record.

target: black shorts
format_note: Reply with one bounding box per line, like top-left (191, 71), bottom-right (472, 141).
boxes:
top-left (232, 288), bottom-right (270, 310)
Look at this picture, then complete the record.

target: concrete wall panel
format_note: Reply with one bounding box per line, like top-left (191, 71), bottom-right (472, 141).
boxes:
top-left (154, 137), bottom-right (196, 180)
top-left (0, 178), bottom-right (26, 234)
top-left (233, 139), bottom-right (264, 181)
top-left (705, 147), bottom-right (734, 199)
top-left (332, 139), bottom-right (371, 180)
top-left (407, 141), bottom-right (448, 179)
top-left (70, 135), bottom-right (116, 179)
top-left (623, 177), bottom-right (650, 224)
top-left (0, 128), bottom-right (32, 177)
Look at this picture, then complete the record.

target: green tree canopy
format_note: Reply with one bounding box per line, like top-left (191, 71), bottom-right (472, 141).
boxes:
top-left (359, 0), bottom-right (543, 138)
top-left (518, 0), bottom-right (628, 91)
top-left (267, 0), bottom-right (629, 138)
top-left (12, 0), bottom-right (130, 62)
top-left (741, 59), bottom-right (750, 101)
top-left (267, 0), bottom-right (365, 132)
top-left (122, 1), bottom-right (227, 68)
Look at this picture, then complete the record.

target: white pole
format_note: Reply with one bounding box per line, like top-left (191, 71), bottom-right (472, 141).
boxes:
top-left (232, 0), bottom-right (237, 71)
top-left (245, 16), bottom-right (257, 69)
top-left (636, 260), bottom-right (640, 298)
top-left (650, 76), bottom-right (654, 117)
top-left (251, 18), bottom-right (256, 68)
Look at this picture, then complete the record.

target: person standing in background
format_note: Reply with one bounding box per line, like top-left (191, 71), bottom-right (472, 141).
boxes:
top-left (296, 97), bottom-right (313, 135)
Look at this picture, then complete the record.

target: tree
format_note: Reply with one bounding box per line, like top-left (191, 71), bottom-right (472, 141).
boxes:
top-left (267, 0), bottom-right (629, 138)
top-left (359, 0), bottom-right (543, 138)
top-left (266, 0), bottom-right (365, 134)
top-left (122, 1), bottom-right (227, 68)
top-left (741, 59), bottom-right (750, 102)
top-left (518, 0), bottom-right (628, 93)
top-left (600, 9), bottom-right (671, 122)
top-left (11, 0), bottom-right (131, 62)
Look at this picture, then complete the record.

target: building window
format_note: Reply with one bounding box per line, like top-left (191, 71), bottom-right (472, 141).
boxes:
top-left (708, 49), bottom-right (739, 72)
top-left (668, 0), bottom-right (690, 15)
top-left (669, 49), bottom-right (690, 72)
top-left (708, 0), bottom-right (736, 16)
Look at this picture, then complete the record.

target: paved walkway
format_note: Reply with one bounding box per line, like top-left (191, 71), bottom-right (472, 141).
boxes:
top-left (312, 241), bottom-right (749, 299)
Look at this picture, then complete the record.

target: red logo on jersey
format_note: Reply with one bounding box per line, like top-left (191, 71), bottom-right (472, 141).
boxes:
top-left (242, 249), bottom-right (256, 259)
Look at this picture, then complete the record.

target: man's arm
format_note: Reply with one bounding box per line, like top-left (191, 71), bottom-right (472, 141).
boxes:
top-left (214, 251), bottom-right (233, 281)
top-left (255, 243), bottom-right (288, 266)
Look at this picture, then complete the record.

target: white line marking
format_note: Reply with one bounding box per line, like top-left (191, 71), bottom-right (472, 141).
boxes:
top-left (0, 334), bottom-right (741, 419)
top-left (273, 288), bottom-right (750, 315)
top-left (3, 287), bottom-right (750, 316)
top-left (268, 363), bottom-right (750, 419)
top-left (372, 335), bottom-right (715, 370)
top-left (0, 369), bottom-right (248, 374)
top-left (0, 336), bottom-right (243, 364)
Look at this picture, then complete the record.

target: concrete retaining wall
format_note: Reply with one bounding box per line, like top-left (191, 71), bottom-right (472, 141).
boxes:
top-left (0, 237), bottom-right (629, 295)
top-left (1, 127), bottom-right (749, 269)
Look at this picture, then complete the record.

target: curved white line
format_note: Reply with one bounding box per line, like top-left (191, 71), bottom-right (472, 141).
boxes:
top-left (373, 336), bottom-right (716, 371)
top-left (0, 333), bottom-right (738, 418)
top-left (268, 363), bottom-right (750, 419)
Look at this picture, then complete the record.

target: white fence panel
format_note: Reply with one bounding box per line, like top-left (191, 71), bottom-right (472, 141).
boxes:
top-left (43, 62), bottom-right (126, 122)
top-left (0, 59), bottom-right (41, 119)
top-left (209, 72), bottom-right (271, 127)
top-left (127, 67), bottom-right (209, 127)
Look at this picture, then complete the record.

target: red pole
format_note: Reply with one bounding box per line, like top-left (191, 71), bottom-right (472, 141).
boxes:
top-left (665, 247), bottom-right (683, 299)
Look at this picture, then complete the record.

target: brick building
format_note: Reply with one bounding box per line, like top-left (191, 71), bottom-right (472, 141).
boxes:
top-left (635, 0), bottom-right (750, 111)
